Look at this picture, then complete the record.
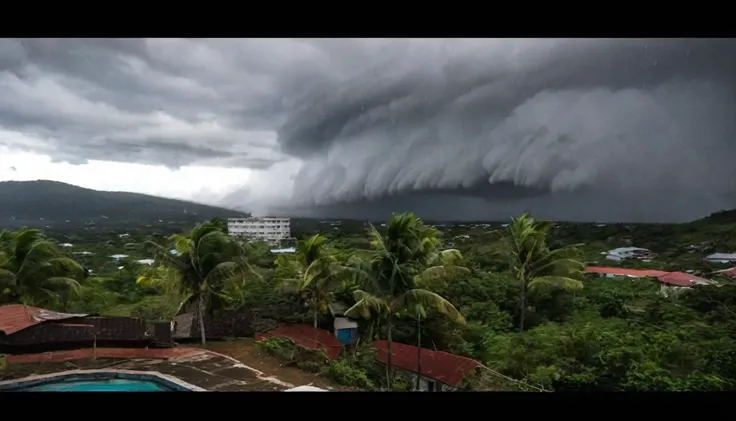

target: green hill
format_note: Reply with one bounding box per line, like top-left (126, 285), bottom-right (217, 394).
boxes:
top-left (0, 180), bottom-right (246, 228)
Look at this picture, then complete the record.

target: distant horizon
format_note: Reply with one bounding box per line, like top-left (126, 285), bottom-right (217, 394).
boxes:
top-left (2, 179), bottom-right (732, 226)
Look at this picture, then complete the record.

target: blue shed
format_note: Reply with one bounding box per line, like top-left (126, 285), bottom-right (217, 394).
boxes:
top-left (329, 303), bottom-right (358, 345)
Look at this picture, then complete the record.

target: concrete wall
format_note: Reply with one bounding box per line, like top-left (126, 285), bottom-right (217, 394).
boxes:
top-left (394, 369), bottom-right (455, 392)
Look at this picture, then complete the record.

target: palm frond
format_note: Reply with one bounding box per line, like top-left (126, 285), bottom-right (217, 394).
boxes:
top-left (398, 288), bottom-right (466, 324)
top-left (42, 277), bottom-right (82, 296)
top-left (345, 290), bottom-right (389, 319)
top-left (527, 276), bottom-right (584, 293)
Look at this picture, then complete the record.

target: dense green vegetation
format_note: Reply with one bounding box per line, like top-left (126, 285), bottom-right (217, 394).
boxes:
top-left (1, 209), bottom-right (736, 391)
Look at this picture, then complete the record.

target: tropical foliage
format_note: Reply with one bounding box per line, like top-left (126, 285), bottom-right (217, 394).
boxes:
top-left (344, 214), bottom-right (468, 387)
top-left (137, 218), bottom-right (258, 344)
top-left (0, 228), bottom-right (83, 308)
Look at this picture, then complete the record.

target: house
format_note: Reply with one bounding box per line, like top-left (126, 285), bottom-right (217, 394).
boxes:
top-left (705, 253), bottom-right (736, 264)
top-left (603, 247), bottom-right (656, 261)
top-left (586, 267), bottom-right (669, 278)
top-left (328, 302), bottom-right (358, 345)
top-left (371, 340), bottom-right (481, 391)
top-left (585, 266), bottom-right (715, 295)
top-left (109, 254), bottom-right (129, 260)
top-left (0, 304), bottom-right (172, 354)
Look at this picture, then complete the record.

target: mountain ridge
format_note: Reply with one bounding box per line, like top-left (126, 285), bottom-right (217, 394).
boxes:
top-left (0, 180), bottom-right (246, 228)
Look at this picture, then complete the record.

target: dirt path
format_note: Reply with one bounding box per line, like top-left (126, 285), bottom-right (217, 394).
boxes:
top-left (202, 338), bottom-right (340, 390)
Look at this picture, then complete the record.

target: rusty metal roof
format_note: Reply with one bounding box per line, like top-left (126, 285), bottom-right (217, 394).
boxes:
top-left (0, 304), bottom-right (88, 335)
top-left (256, 324), bottom-right (343, 360)
top-left (657, 272), bottom-right (712, 287)
top-left (372, 340), bottom-right (481, 388)
top-left (586, 267), bottom-right (713, 287)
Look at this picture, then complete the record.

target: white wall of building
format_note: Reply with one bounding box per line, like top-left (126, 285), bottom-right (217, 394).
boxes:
top-left (227, 217), bottom-right (291, 243)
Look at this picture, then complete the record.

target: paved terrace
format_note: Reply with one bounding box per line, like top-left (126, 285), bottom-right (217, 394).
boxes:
top-left (3, 347), bottom-right (301, 391)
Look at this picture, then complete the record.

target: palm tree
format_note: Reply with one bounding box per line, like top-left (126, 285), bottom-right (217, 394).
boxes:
top-left (345, 213), bottom-right (468, 388)
top-left (276, 234), bottom-right (346, 328)
top-left (494, 213), bottom-right (586, 331)
top-left (0, 228), bottom-right (83, 309)
top-left (139, 219), bottom-right (257, 345)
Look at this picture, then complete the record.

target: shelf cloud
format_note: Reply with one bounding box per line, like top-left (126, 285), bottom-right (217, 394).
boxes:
top-left (1, 38), bottom-right (735, 222)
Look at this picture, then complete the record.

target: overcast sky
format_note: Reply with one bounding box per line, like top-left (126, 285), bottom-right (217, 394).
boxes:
top-left (1, 38), bottom-right (735, 222)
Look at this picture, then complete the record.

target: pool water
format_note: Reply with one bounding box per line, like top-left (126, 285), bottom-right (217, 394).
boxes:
top-left (22, 379), bottom-right (170, 392)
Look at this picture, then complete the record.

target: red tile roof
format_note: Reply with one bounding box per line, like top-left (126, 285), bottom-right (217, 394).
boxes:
top-left (586, 266), bottom-right (669, 277)
top-left (0, 305), bottom-right (89, 335)
top-left (371, 340), bottom-right (481, 387)
top-left (256, 324), bottom-right (343, 360)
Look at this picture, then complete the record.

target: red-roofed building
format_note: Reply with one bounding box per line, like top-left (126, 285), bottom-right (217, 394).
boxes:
top-left (256, 324), bottom-right (343, 360)
top-left (585, 266), bottom-right (669, 278)
top-left (372, 340), bottom-right (481, 391)
top-left (0, 305), bottom-right (89, 336)
top-left (0, 304), bottom-right (172, 353)
top-left (585, 267), bottom-right (715, 296)
top-left (657, 272), bottom-right (711, 287)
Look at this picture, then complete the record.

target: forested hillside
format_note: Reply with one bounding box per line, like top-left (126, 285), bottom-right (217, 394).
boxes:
top-left (0, 180), bottom-right (246, 227)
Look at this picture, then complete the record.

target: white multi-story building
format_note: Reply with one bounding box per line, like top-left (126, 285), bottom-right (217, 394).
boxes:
top-left (227, 217), bottom-right (291, 243)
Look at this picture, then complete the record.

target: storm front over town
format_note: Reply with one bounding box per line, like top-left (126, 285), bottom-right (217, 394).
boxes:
top-left (1, 38), bottom-right (736, 222)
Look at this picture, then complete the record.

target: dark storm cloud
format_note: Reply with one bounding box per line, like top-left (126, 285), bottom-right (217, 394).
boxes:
top-left (0, 38), bottom-right (735, 222)
top-left (279, 39), bottom-right (736, 222)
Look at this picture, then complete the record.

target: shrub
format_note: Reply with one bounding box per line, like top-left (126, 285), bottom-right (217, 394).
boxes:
top-left (327, 359), bottom-right (374, 389)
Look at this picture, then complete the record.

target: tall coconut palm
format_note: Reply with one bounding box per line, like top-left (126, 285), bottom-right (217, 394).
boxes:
top-left (276, 234), bottom-right (346, 328)
top-left (495, 213), bottom-right (586, 331)
top-left (0, 228), bottom-right (83, 308)
top-left (139, 219), bottom-right (257, 345)
top-left (345, 213), bottom-right (468, 388)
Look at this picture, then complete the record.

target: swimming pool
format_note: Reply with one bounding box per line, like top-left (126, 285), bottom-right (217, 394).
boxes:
top-left (20, 378), bottom-right (172, 392)
top-left (0, 370), bottom-right (204, 392)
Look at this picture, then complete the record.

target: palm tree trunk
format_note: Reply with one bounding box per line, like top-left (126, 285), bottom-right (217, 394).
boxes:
top-left (313, 309), bottom-right (318, 329)
top-left (519, 281), bottom-right (526, 332)
top-left (386, 315), bottom-right (393, 389)
top-left (416, 315), bottom-right (422, 391)
top-left (198, 293), bottom-right (207, 345)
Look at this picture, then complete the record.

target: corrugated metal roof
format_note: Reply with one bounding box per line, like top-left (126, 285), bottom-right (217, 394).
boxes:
top-left (372, 340), bottom-right (481, 388)
top-left (705, 253), bottom-right (736, 261)
top-left (658, 272), bottom-right (711, 287)
top-left (256, 324), bottom-right (343, 360)
top-left (0, 305), bottom-right (88, 335)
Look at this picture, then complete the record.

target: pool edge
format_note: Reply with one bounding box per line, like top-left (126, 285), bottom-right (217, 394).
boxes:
top-left (0, 369), bottom-right (207, 392)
